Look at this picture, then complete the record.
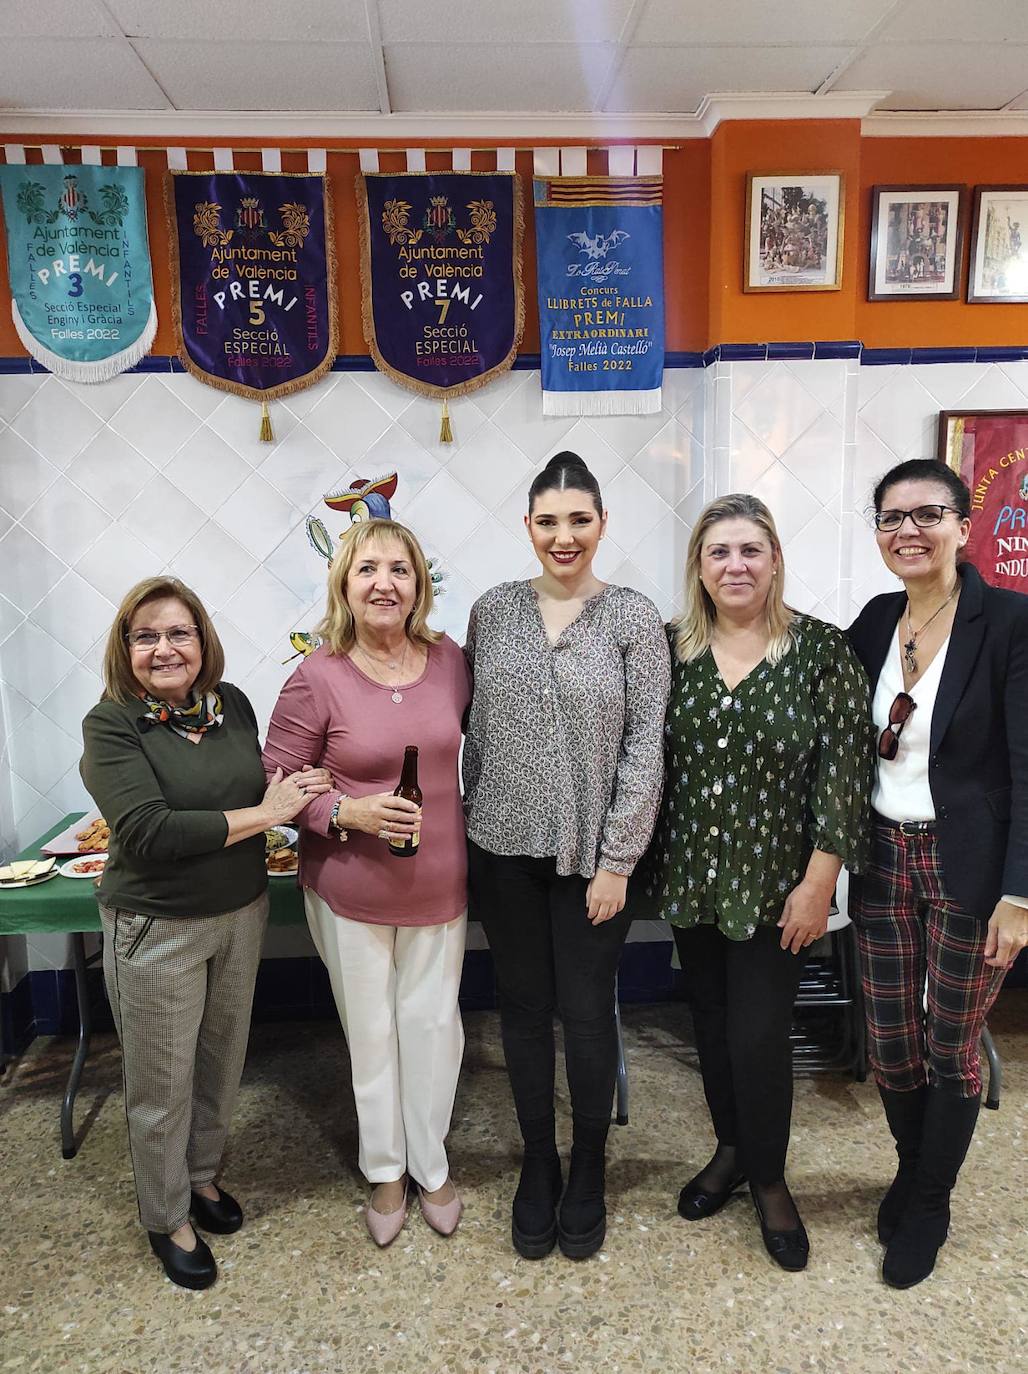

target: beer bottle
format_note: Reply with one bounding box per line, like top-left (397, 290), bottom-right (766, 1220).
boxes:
top-left (389, 745), bottom-right (422, 858)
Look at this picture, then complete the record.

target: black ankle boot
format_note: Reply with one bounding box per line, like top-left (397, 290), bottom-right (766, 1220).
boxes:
top-left (876, 1085), bottom-right (927, 1243)
top-left (190, 1185), bottom-right (243, 1235)
top-left (512, 1151), bottom-right (563, 1259)
top-left (883, 1086), bottom-right (980, 1289)
top-left (148, 1229), bottom-right (217, 1290)
top-left (558, 1122), bottom-right (608, 1260)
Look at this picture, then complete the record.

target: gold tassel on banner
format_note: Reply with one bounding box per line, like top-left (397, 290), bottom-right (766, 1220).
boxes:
top-left (259, 399), bottom-right (274, 443)
top-left (439, 398), bottom-right (453, 444)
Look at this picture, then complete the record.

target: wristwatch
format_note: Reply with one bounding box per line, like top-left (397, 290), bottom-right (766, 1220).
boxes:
top-left (329, 795), bottom-right (350, 842)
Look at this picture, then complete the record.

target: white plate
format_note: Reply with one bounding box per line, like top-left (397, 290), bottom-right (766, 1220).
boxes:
top-left (60, 855), bottom-right (109, 879)
top-left (0, 868), bottom-right (60, 890)
top-left (267, 864), bottom-right (300, 878)
top-left (265, 825), bottom-right (298, 855)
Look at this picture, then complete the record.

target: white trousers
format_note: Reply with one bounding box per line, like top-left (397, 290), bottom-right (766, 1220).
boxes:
top-left (305, 890), bottom-right (467, 1192)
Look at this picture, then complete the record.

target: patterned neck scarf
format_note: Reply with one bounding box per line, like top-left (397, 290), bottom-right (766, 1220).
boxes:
top-left (140, 690), bottom-right (224, 741)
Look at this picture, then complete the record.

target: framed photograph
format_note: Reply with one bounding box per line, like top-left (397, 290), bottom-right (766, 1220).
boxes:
top-left (868, 185), bottom-right (965, 300)
top-left (744, 173), bottom-right (844, 292)
top-left (968, 186), bottom-right (1028, 302)
top-left (938, 409), bottom-right (1028, 592)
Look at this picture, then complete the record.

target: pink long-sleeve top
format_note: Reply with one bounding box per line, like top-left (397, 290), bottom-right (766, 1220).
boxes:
top-left (262, 636), bottom-right (472, 926)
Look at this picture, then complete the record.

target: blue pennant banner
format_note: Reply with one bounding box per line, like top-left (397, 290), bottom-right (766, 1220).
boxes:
top-left (534, 176), bottom-right (665, 415)
top-left (0, 163), bottom-right (156, 381)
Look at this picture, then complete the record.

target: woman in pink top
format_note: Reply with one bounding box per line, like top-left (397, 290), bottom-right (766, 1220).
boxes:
top-left (264, 519), bottom-right (471, 1246)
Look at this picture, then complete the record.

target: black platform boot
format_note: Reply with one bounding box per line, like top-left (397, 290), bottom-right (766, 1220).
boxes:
top-left (512, 1116), bottom-right (563, 1259)
top-left (882, 1085), bottom-right (980, 1289)
top-left (557, 1118), bottom-right (607, 1260)
top-left (876, 1084), bottom-right (927, 1244)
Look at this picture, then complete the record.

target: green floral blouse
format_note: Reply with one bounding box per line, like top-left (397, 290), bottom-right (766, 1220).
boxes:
top-left (642, 615), bottom-right (873, 941)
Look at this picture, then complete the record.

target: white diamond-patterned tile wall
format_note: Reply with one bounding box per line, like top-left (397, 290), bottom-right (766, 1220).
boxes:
top-left (0, 431), bottom-right (59, 521)
top-left (10, 377), bottom-right (102, 470)
top-left (735, 368), bottom-right (824, 457)
top-left (0, 525), bottom-right (68, 614)
top-left (30, 572), bottom-right (114, 660)
top-left (21, 480), bottom-right (110, 567)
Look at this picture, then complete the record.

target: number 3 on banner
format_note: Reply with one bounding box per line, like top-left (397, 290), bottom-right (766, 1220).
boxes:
top-left (249, 300), bottom-right (266, 326)
top-left (68, 273), bottom-right (83, 298)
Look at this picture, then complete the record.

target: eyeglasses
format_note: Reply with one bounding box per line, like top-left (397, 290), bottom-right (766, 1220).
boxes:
top-left (125, 625), bottom-right (200, 650)
top-left (878, 691), bottom-right (916, 760)
top-left (874, 505), bottom-right (962, 532)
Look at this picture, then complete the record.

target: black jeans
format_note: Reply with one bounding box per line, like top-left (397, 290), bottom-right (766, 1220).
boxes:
top-left (673, 923), bottom-right (806, 1186)
top-left (470, 842), bottom-right (632, 1137)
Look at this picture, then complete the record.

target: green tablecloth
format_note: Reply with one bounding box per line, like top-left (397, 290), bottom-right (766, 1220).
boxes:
top-left (0, 814), bottom-right (305, 936)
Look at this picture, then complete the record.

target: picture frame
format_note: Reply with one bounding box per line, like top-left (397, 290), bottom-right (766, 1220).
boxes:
top-left (868, 185), bottom-right (965, 300)
top-left (968, 185), bottom-right (1028, 303)
top-left (937, 409), bottom-right (1028, 592)
top-left (744, 172), bottom-right (844, 292)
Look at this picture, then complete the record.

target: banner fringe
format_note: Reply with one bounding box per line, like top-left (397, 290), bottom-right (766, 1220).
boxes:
top-left (10, 299), bottom-right (157, 383)
top-left (439, 399), bottom-right (453, 443)
top-left (259, 399), bottom-right (274, 442)
top-left (541, 387), bottom-right (662, 416)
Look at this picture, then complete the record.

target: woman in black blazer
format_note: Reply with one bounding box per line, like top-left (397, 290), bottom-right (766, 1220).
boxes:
top-left (848, 458), bottom-right (1028, 1289)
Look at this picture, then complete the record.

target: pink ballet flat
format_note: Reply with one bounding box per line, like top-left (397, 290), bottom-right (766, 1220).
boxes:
top-left (418, 1182), bottom-right (463, 1237)
top-left (365, 1186), bottom-right (410, 1247)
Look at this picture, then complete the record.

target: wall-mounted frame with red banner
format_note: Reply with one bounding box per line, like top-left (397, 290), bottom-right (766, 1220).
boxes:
top-left (938, 409), bottom-right (1028, 591)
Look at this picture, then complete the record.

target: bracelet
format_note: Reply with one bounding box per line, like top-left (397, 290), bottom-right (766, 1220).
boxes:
top-left (329, 795), bottom-right (350, 843)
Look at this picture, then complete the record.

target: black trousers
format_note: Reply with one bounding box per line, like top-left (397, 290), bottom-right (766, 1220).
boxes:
top-left (469, 842), bottom-right (632, 1136)
top-left (673, 923), bottom-right (806, 1186)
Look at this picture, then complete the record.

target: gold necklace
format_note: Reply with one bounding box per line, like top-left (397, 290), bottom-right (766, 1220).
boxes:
top-left (356, 639), bottom-right (409, 703)
top-left (903, 584), bottom-right (958, 675)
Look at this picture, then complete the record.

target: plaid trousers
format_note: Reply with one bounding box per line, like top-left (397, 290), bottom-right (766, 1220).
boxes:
top-left (99, 893), bottom-right (268, 1233)
top-left (850, 821), bottom-right (1004, 1098)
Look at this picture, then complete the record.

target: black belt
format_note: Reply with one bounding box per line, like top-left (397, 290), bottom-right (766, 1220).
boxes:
top-left (873, 813), bottom-right (936, 836)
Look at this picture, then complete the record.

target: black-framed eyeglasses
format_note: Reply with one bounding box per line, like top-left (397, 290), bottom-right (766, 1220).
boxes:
top-left (874, 504), bottom-right (962, 532)
top-left (878, 691), bottom-right (916, 760)
top-left (125, 625), bottom-right (200, 650)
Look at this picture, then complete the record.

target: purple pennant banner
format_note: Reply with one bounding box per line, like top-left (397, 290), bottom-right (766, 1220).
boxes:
top-left (166, 170), bottom-right (337, 401)
top-left (357, 172), bottom-right (524, 399)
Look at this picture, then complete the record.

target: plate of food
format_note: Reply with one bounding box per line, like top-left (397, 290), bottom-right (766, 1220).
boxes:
top-left (267, 846), bottom-right (299, 877)
top-left (42, 811), bottom-right (111, 856)
top-left (60, 855), bottom-right (109, 879)
top-left (0, 857), bottom-right (59, 888)
top-left (264, 826), bottom-right (297, 856)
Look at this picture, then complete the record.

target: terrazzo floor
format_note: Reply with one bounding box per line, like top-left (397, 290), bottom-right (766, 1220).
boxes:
top-left (1, 995), bottom-right (1025, 1374)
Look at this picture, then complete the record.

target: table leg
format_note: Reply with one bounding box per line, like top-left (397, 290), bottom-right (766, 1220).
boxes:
top-left (61, 931), bottom-right (92, 1159)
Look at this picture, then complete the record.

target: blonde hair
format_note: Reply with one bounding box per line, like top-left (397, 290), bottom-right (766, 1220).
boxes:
top-left (101, 576), bottom-right (224, 705)
top-left (671, 493), bottom-right (794, 665)
top-left (317, 518), bottom-right (442, 655)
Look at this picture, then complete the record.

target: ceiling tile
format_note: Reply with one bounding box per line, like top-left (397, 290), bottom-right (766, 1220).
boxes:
top-left (378, 0), bottom-right (635, 44)
top-left (4, 0), bottom-right (117, 36)
top-left (133, 39), bottom-right (380, 111)
top-left (608, 45), bottom-right (851, 112)
top-left (385, 44), bottom-right (618, 112)
top-left (879, 0), bottom-right (1028, 43)
top-left (109, 0), bottom-right (369, 41)
top-left (834, 43), bottom-right (1028, 109)
top-left (0, 38), bottom-right (170, 108)
top-left (634, 0), bottom-right (894, 45)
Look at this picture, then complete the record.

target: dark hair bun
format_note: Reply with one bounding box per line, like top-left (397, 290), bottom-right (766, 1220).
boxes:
top-left (529, 451), bottom-right (603, 516)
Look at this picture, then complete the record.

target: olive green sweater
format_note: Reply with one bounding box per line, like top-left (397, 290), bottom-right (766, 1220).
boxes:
top-left (80, 682), bottom-right (268, 919)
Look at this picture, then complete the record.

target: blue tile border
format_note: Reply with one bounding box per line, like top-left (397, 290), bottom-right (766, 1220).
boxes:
top-left (2, 342), bottom-right (1025, 377)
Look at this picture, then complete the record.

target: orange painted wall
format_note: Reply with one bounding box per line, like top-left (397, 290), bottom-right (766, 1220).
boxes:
top-left (0, 126), bottom-right (1025, 360)
top-left (0, 136), bottom-right (710, 360)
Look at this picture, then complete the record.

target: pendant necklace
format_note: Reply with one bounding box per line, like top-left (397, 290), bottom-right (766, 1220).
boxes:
top-left (357, 639), bottom-right (408, 704)
top-left (903, 584), bottom-right (958, 675)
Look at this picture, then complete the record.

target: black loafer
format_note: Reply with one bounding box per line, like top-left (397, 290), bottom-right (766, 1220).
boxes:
top-left (750, 1185), bottom-right (809, 1272)
top-left (677, 1171), bottom-right (747, 1221)
top-left (148, 1230), bottom-right (217, 1290)
top-left (190, 1185), bottom-right (243, 1235)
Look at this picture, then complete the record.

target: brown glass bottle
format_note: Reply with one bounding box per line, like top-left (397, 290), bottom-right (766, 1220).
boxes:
top-left (389, 745), bottom-right (422, 858)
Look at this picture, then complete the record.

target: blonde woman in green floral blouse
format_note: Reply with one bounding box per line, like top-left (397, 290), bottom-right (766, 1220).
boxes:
top-left (644, 493), bottom-right (872, 1272)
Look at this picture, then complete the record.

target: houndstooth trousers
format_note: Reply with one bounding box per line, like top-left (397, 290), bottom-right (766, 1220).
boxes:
top-left (99, 893), bottom-right (269, 1233)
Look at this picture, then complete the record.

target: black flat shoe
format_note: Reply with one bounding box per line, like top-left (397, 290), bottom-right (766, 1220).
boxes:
top-left (677, 1171), bottom-right (747, 1221)
top-left (512, 1153), bottom-right (562, 1260)
top-left (750, 1185), bottom-right (809, 1272)
top-left (148, 1230), bottom-right (217, 1290)
top-left (190, 1185), bottom-right (243, 1235)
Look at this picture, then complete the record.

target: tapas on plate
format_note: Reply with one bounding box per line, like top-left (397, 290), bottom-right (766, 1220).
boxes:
top-left (0, 857), bottom-right (59, 888)
top-left (60, 855), bottom-right (109, 879)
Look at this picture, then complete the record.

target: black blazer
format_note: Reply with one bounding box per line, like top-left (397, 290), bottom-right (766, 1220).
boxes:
top-left (847, 563), bottom-right (1028, 919)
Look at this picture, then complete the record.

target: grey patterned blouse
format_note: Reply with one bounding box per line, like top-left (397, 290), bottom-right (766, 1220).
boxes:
top-left (463, 581), bottom-right (672, 879)
top-left (642, 614), bottom-right (873, 940)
